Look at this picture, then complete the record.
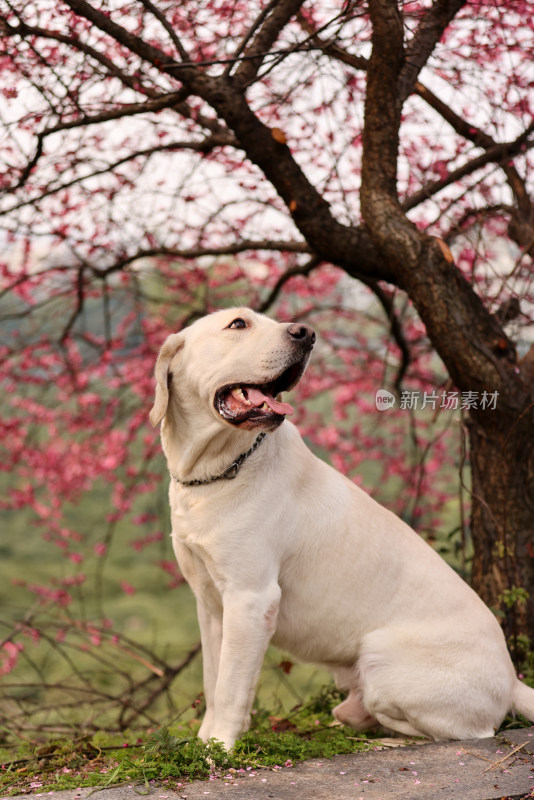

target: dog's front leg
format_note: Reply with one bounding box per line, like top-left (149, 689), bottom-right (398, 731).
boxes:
top-left (196, 600), bottom-right (222, 743)
top-left (172, 541), bottom-right (223, 742)
top-left (207, 585), bottom-right (281, 751)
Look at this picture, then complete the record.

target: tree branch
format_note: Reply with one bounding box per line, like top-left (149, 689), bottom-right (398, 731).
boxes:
top-left (398, 0), bottom-right (467, 104)
top-left (358, 279), bottom-right (411, 392)
top-left (137, 0), bottom-right (191, 63)
top-left (190, 73), bottom-right (391, 281)
top-left (231, 0), bottom-right (306, 87)
top-left (402, 120), bottom-right (534, 212)
top-left (4, 91), bottom-right (189, 194)
top-left (257, 255), bottom-right (322, 313)
top-left (361, 0), bottom-right (520, 398)
top-left (295, 9), bottom-right (532, 228)
top-left (94, 240), bottom-right (313, 277)
top-left (61, 0), bottom-right (191, 83)
top-left (60, 267), bottom-right (85, 345)
top-left (296, 11), bottom-right (369, 70)
top-left (26, 0), bottom-right (385, 285)
top-left (45, 91), bottom-right (190, 135)
top-left (226, 0), bottom-right (285, 79)
top-left (2, 17), bottom-right (159, 98)
top-left (2, 135), bottom-right (238, 213)
top-left (362, 0), bottom-right (405, 207)
top-left (413, 82), bottom-right (534, 219)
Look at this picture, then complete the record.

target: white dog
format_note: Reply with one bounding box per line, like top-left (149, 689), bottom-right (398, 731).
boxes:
top-left (150, 307), bottom-right (534, 751)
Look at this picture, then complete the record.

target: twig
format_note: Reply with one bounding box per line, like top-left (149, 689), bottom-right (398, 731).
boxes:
top-left (257, 256), bottom-right (321, 313)
top-left (483, 741), bottom-right (529, 772)
top-left (109, 641), bottom-right (164, 678)
top-left (457, 748), bottom-right (492, 763)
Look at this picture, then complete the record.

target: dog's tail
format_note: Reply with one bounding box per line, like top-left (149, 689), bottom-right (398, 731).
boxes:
top-left (512, 679), bottom-right (534, 722)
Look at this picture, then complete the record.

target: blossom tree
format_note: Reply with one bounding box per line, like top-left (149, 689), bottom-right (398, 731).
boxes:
top-left (1, 0), bottom-right (533, 678)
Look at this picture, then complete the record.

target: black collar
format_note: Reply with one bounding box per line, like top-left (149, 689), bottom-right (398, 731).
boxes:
top-left (171, 433), bottom-right (267, 487)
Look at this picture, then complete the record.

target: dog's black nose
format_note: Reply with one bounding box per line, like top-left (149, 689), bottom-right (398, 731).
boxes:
top-left (287, 323), bottom-right (316, 347)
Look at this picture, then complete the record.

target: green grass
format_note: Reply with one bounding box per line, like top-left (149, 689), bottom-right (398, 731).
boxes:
top-left (0, 687), bottom-right (380, 796)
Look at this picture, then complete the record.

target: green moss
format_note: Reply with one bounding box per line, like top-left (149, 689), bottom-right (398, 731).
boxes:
top-left (0, 686), bottom-right (376, 795)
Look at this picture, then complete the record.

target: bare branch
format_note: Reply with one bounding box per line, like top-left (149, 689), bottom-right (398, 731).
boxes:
top-left (2, 134), bottom-right (238, 214)
top-left (43, 91), bottom-right (190, 135)
top-left (224, 0), bottom-right (281, 78)
top-left (443, 205), bottom-right (514, 243)
top-left (138, 0), bottom-right (191, 63)
top-left (257, 255), bottom-right (322, 312)
top-left (2, 16), bottom-right (160, 98)
top-left (231, 0), bottom-right (307, 87)
top-left (296, 11), bottom-right (369, 70)
top-left (398, 0), bottom-right (467, 104)
top-left (60, 267), bottom-right (85, 345)
top-left (161, 44), bottom-right (318, 72)
top-left (118, 642), bottom-right (201, 730)
top-left (402, 121), bottom-right (534, 212)
top-left (414, 82), bottom-right (533, 217)
top-left (61, 0), bottom-right (197, 85)
top-left (249, 8), bottom-right (363, 87)
top-left (3, 91), bottom-right (188, 194)
top-left (98, 240), bottom-right (313, 277)
top-left (359, 279), bottom-right (411, 392)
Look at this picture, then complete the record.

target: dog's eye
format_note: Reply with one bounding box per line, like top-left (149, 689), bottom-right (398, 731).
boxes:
top-left (227, 318), bottom-right (247, 330)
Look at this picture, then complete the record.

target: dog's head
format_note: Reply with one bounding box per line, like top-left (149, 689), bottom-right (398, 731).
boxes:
top-left (149, 308), bottom-right (315, 432)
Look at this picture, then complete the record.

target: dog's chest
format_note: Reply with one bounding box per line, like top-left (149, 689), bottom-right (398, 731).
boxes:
top-left (170, 502), bottom-right (226, 607)
top-left (168, 485), bottom-right (239, 584)
top-left (169, 482), bottom-right (234, 539)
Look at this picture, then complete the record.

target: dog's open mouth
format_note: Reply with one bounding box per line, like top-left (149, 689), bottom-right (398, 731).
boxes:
top-left (215, 360), bottom-right (305, 425)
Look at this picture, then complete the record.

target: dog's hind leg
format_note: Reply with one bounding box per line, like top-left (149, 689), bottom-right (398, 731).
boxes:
top-left (331, 668), bottom-right (377, 730)
top-left (357, 626), bottom-right (511, 741)
top-left (333, 689), bottom-right (378, 730)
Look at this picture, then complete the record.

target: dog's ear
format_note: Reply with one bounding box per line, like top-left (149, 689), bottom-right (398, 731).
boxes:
top-left (149, 332), bottom-right (185, 427)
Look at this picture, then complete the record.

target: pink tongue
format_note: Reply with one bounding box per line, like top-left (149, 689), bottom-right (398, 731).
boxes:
top-left (247, 387), bottom-right (294, 416)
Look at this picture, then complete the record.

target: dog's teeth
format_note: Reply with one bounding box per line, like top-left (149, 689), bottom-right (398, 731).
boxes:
top-left (261, 402), bottom-right (269, 411)
top-left (232, 387), bottom-right (250, 405)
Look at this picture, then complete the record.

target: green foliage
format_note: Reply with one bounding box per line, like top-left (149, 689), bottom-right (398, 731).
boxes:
top-left (511, 634), bottom-right (534, 687)
top-left (0, 687), bottom-right (374, 795)
top-left (499, 586), bottom-right (530, 610)
top-left (141, 728), bottom-right (229, 776)
top-left (232, 725), bottom-right (369, 766)
top-left (143, 727), bottom-right (189, 759)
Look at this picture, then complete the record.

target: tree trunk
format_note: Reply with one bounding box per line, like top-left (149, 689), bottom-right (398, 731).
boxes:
top-left (358, 0), bottom-right (534, 660)
top-left (469, 406), bottom-right (534, 657)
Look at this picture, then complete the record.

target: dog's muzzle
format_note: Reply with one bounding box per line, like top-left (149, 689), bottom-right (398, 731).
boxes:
top-left (215, 323), bottom-right (315, 427)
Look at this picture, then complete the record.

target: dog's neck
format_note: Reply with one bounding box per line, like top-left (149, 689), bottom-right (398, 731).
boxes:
top-left (160, 403), bottom-right (264, 485)
top-left (171, 432), bottom-right (267, 485)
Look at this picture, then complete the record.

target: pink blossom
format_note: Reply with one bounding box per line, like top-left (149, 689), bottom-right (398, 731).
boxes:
top-left (1, 642), bottom-right (23, 674)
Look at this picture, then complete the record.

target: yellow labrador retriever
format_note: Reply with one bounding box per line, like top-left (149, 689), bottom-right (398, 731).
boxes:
top-left (150, 307), bottom-right (534, 751)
